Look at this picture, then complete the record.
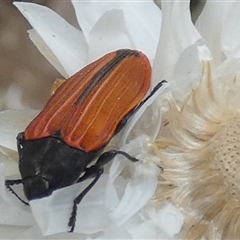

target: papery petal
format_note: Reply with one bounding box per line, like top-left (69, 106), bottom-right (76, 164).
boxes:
top-left (28, 29), bottom-right (68, 78)
top-left (0, 201), bottom-right (32, 227)
top-left (0, 149), bottom-right (18, 176)
top-left (0, 225), bottom-right (30, 239)
top-left (215, 57), bottom-right (240, 79)
top-left (14, 2), bottom-right (88, 77)
top-left (221, 2), bottom-right (240, 58)
top-left (170, 39), bottom-right (211, 98)
top-left (6, 84), bottom-right (29, 110)
top-left (30, 174), bottom-right (111, 235)
top-left (109, 156), bottom-right (131, 183)
top-left (17, 226), bottom-right (50, 239)
top-left (195, 1), bottom-right (232, 68)
top-left (214, 2), bottom-right (240, 78)
top-left (129, 204), bottom-right (185, 239)
top-left (105, 176), bottom-right (127, 211)
top-left (18, 225), bottom-right (86, 239)
top-left (88, 10), bottom-right (133, 62)
top-left (107, 135), bottom-right (160, 225)
top-left (119, 1), bottom-right (161, 60)
top-left (153, 0), bottom-right (201, 85)
top-left (155, 204), bottom-right (185, 238)
top-left (72, 0), bottom-right (161, 59)
top-left (0, 165), bottom-right (34, 227)
top-left (110, 162), bottom-right (158, 225)
top-left (128, 219), bottom-right (169, 239)
top-left (96, 224), bottom-right (133, 239)
top-left (0, 110), bottom-right (39, 151)
top-left (72, 0), bottom-right (118, 41)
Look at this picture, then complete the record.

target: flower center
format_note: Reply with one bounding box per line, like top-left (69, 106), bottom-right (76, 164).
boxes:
top-left (212, 115), bottom-right (240, 200)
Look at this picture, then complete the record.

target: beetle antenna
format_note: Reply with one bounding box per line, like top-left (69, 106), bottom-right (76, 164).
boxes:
top-left (5, 180), bottom-right (29, 206)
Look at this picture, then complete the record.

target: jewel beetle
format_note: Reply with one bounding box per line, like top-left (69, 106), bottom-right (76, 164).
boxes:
top-left (5, 49), bottom-right (166, 232)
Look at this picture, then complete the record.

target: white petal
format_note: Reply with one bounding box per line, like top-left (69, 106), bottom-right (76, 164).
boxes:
top-left (88, 10), bottom-right (133, 62)
top-left (0, 225), bottom-right (29, 239)
top-left (195, 1), bottom-right (232, 68)
top-left (72, 1), bottom-right (161, 59)
top-left (110, 162), bottom-right (158, 225)
top-left (107, 135), bottom-right (160, 226)
top-left (72, 0), bottom-right (119, 42)
top-left (214, 2), bottom-right (240, 77)
top-left (155, 203), bottom-right (185, 238)
top-left (129, 204), bottom-right (185, 239)
top-left (0, 164), bottom-right (34, 227)
top-left (119, 1), bottom-right (161, 60)
top-left (96, 224), bottom-right (133, 239)
top-left (129, 218), bottom-right (169, 239)
top-left (30, 174), bottom-right (110, 235)
top-left (109, 156), bottom-right (129, 183)
top-left (17, 226), bottom-right (50, 239)
top-left (105, 176), bottom-right (127, 211)
top-left (170, 39), bottom-right (211, 99)
top-left (221, 2), bottom-right (240, 58)
top-left (152, 0), bottom-right (201, 85)
top-left (215, 57), bottom-right (240, 79)
top-left (0, 148), bottom-right (19, 176)
top-left (6, 84), bottom-right (29, 110)
top-left (0, 200), bottom-right (32, 227)
top-left (14, 2), bottom-right (88, 77)
top-left (28, 29), bottom-right (68, 78)
top-left (0, 110), bottom-right (39, 151)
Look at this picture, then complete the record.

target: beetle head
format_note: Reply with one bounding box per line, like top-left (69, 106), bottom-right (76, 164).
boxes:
top-left (17, 132), bottom-right (93, 201)
top-left (22, 176), bottom-right (52, 200)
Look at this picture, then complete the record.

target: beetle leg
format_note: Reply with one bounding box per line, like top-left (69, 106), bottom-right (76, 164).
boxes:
top-left (5, 179), bottom-right (29, 206)
top-left (96, 150), bottom-right (139, 165)
top-left (69, 150), bottom-right (138, 232)
top-left (79, 150), bottom-right (138, 182)
top-left (68, 167), bottom-right (104, 232)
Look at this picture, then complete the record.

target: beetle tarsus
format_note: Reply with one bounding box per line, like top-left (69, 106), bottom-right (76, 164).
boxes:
top-left (68, 168), bottom-right (104, 232)
top-left (68, 202), bottom-right (78, 232)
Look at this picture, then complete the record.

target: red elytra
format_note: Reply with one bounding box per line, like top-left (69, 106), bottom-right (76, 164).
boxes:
top-left (24, 49), bottom-right (151, 152)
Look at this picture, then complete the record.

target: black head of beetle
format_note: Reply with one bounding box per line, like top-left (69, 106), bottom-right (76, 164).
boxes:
top-left (17, 132), bottom-right (100, 201)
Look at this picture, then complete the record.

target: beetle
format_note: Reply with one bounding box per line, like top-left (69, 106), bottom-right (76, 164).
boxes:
top-left (5, 49), bottom-right (166, 232)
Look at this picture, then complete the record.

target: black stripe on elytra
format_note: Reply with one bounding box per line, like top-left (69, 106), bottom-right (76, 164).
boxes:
top-left (75, 49), bottom-right (140, 105)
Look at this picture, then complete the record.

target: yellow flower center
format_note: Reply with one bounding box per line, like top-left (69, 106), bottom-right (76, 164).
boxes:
top-left (212, 115), bottom-right (240, 200)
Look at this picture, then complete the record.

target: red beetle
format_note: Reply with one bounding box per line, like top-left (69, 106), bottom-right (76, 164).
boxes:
top-left (5, 49), bottom-right (166, 232)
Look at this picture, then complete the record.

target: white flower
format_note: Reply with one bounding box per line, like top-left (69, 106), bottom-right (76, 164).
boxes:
top-left (0, 1), bottom-right (171, 239)
top-left (3, 0), bottom-right (240, 239)
top-left (153, 1), bottom-right (240, 239)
